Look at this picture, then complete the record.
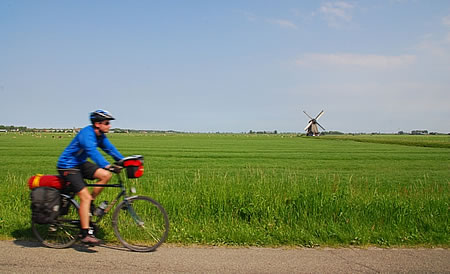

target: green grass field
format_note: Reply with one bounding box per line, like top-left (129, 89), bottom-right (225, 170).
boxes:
top-left (0, 132), bottom-right (448, 247)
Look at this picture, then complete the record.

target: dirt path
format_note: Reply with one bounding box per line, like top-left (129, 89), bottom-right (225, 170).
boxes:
top-left (0, 240), bottom-right (448, 273)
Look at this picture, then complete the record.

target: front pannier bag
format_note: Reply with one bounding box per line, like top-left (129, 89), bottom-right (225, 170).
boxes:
top-left (122, 155), bottom-right (144, 178)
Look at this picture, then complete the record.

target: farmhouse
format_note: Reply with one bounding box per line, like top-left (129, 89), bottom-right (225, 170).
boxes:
top-left (411, 130), bottom-right (428, 135)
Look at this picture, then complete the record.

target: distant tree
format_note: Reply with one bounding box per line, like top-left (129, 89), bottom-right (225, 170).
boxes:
top-left (322, 131), bottom-right (344, 135)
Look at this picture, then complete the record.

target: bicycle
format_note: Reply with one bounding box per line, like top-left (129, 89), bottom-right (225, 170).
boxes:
top-left (31, 155), bottom-right (169, 252)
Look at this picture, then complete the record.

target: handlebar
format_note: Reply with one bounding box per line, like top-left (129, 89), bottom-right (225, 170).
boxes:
top-left (115, 155), bottom-right (143, 166)
top-left (108, 155), bottom-right (144, 175)
top-left (106, 165), bottom-right (123, 174)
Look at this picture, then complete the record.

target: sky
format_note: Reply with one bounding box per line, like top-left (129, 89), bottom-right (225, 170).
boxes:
top-left (1, 0), bottom-right (449, 133)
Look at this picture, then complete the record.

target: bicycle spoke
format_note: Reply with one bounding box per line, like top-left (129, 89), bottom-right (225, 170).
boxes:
top-left (112, 196), bottom-right (169, 252)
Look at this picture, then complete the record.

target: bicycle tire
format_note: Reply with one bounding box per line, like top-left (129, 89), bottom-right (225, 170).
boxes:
top-left (112, 196), bottom-right (169, 252)
top-left (32, 197), bottom-right (79, 249)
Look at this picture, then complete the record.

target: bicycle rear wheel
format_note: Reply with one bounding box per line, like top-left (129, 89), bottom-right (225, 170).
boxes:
top-left (112, 196), bottom-right (169, 252)
top-left (32, 197), bottom-right (79, 248)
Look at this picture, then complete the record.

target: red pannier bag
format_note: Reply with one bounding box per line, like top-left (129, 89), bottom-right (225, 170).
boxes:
top-left (28, 174), bottom-right (64, 190)
top-left (122, 155), bottom-right (144, 178)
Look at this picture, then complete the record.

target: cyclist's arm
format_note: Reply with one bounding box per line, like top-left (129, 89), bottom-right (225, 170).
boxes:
top-left (99, 135), bottom-right (124, 162)
top-left (79, 129), bottom-right (110, 168)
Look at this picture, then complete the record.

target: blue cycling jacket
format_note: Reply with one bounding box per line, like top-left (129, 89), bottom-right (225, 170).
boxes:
top-left (57, 125), bottom-right (124, 169)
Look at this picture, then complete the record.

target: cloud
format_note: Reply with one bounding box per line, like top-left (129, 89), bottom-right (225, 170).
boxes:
top-left (296, 53), bottom-right (416, 69)
top-left (267, 19), bottom-right (298, 29)
top-left (442, 15), bottom-right (450, 27)
top-left (237, 10), bottom-right (298, 30)
top-left (237, 10), bottom-right (257, 22)
top-left (411, 15), bottom-right (450, 60)
top-left (416, 31), bottom-right (450, 60)
top-left (418, 39), bottom-right (448, 57)
top-left (319, 1), bottom-right (354, 27)
top-left (443, 16), bottom-right (450, 44)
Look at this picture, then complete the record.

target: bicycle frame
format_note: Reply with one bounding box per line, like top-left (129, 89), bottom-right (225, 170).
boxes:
top-left (62, 172), bottom-right (136, 222)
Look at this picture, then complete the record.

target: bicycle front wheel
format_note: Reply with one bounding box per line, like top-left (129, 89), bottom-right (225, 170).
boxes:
top-left (112, 196), bottom-right (169, 252)
top-left (32, 197), bottom-right (79, 248)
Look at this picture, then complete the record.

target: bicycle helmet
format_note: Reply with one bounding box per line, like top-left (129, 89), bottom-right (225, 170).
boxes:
top-left (90, 109), bottom-right (115, 124)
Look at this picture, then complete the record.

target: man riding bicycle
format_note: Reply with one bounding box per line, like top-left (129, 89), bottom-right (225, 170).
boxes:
top-left (57, 109), bottom-right (124, 244)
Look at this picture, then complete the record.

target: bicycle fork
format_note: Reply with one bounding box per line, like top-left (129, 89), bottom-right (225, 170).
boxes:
top-left (124, 198), bottom-right (145, 226)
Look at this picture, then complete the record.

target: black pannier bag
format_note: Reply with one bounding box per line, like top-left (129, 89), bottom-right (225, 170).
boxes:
top-left (30, 187), bottom-right (61, 224)
top-left (122, 155), bottom-right (144, 178)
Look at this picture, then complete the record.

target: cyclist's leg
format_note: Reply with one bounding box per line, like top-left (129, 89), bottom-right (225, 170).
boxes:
top-left (77, 187), bottom-right (92, 229)
top-left (58, 168), bottom-right (96, 239)
top-left (58, 166), bottom-right (101, 244)
top-left (76, 187), bottom-right (101, 244)
top-left (91, 167), bottom-right (112, 200)
top-left (78, 161), bottom-right (111, 200)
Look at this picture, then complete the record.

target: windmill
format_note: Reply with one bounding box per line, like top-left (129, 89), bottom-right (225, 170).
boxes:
top-left (303, 110), bottom-right (325, 136)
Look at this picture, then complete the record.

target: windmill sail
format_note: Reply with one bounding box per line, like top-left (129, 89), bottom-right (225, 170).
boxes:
top-left (315, 110), bottom-right (324, 120)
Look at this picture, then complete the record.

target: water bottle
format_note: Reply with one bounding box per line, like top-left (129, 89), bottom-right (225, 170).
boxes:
top-left (94, 201), bottom-right (108, 216)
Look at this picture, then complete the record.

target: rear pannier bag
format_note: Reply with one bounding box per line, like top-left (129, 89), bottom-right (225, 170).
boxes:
top-left (30, 187), bottom-right (61, 224)
top-left (122, 155), bottom-right (144, 178)
top-left (28, 174), bottom-right (64, 190)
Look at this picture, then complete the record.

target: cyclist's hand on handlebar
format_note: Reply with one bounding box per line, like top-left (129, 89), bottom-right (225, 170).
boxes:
top-left (105, 164), bottom-right (122, 174)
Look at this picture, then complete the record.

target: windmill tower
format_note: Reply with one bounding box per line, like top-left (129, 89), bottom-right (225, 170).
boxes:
top-left (303, 110), bottom-right (325, 136)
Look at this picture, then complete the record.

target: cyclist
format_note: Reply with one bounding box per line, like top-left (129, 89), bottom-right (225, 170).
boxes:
top-left (57, 109), bottom-right (124, 244)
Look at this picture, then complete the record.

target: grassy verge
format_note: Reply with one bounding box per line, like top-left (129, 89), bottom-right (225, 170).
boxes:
top-left (321, 134), bottom-right (450, 148)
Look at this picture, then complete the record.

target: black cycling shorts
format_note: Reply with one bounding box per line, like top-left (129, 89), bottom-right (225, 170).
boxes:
top-left (57, 162), bottom-right (100, 193)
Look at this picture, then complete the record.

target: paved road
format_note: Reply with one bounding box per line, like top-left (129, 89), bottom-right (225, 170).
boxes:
top-left (0, 240), bottom-right (449, 273)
